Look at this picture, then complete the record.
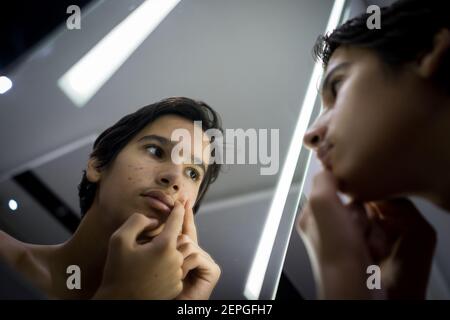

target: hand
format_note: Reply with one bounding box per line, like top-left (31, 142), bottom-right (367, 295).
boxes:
top-left (175, 200), bottom-right (221, 300)
top-left (93, 201), bottom-right (186, 300)
top-left (363, 199), bottom-right (436, 299)
top-left (297, 170), bottom-right (436, 299)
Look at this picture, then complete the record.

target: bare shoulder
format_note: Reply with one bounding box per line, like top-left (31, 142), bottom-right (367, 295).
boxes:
top-left (0, 230), bottom-right (30, 265)
top-left (0, 230), bottom-right (53, 294)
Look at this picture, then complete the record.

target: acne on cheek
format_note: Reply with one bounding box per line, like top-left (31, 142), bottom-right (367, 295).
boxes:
top-left (126, 165), bottom-right (145, 182)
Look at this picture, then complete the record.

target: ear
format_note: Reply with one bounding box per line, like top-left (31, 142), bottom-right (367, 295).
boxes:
top-left (418, 28), bottom-right (450, 79)
top-left (86, 157), bottom-right (101, 183)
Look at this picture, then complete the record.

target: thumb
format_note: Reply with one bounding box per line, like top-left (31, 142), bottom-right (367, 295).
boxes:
top-left (113, 213), bottom-right (160, 248)
top-left (308, 170), bottom-right (353, 232)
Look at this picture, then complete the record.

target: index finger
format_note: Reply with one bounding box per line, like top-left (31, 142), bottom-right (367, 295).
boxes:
top-left (158, 200), bottom-right (185, 245)
top-left (182, 199), bottom-right (198, 244)
top-left (309, 170), bottom-right (345, 222)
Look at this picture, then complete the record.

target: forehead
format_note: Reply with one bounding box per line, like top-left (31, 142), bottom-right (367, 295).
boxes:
top-left (142, 114), bottom-right (197, 134)
top-left (325, 47), bottom-right (352, 72)
top-left (134, 114), bottom-right (211, 155)
top-left (326, 46), bottom-right (378, 72)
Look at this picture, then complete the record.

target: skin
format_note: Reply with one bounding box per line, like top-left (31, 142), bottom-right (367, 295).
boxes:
top-left (298, 29), bottom-right (450, 299)
top-left (0, 115), bottom-right (221, 299)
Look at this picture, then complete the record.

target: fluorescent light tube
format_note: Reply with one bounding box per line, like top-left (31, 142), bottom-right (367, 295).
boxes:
top-left (244, 0), bottom-right (347, 300)
top-left (58, 0), bottom-right (181, 107)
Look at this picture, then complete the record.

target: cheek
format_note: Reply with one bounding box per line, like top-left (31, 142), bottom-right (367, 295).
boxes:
top-left (333, 77), bottom-right (406, 155)
top-left (191, 189), bottom-right (200, 205)
top-left (183, 180), bottom-right (202, 205)
top-left (331, 128), bottom-right (420, 202)
top-left (329, 94), bottom-right (409, 197)
top-left (179, 186), bottom-right (199, 204)
top-left (121, 151), bottom-right (163, 187)
top-left (105, 163), bottom-right (145, 193)
top-left (98, 158), bottom-right (154, 205)
top-left (325, 66), bottom-right (430, 199)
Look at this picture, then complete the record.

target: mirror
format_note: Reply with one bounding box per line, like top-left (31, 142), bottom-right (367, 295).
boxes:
top-left (0, 0), bottom-right (339, 299)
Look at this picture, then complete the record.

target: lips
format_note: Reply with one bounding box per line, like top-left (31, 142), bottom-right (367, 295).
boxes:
top-left (317, 143), bottom-right (333, 171)
top-left (141, 190), bottom-right (175, 215)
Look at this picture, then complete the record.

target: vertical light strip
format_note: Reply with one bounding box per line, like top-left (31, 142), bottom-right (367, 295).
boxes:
top-left (244, 0), bottom-right (346, 300)
top-left (269, 149), bottom-right (313, 300)
top-left (58, 0), bottom-right (181, 107)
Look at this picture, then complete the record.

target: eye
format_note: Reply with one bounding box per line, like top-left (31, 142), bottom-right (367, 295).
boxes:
top-left (146, 145), bottom-right (164, 158)
top-left (330, 78), bottom-right (343, 97)
top-left (186, 167), bottom-right (201, 182)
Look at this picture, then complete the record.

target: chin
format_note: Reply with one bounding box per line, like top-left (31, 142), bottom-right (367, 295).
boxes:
top-left (333, 154), bottom-right (415, 202)
top-left (333, 170), bottom-right (389, 203)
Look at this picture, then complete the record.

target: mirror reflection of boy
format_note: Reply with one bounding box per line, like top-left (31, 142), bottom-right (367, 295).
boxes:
top-left (299, 0), bottom-right (450, 299)
top-left (0, 97), bottom-right (222, 299)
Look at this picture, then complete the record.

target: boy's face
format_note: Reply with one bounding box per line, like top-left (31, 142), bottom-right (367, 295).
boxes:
top-left (304, 46), bottom-right (437, 201)
top-left (90, 115), bottom-right (211, 237)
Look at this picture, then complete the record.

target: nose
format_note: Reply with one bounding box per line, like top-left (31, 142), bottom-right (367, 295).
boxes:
top-left (155, 166), bottom-right (182, 193)
top-left (303, 121), bottom-right (327, 150)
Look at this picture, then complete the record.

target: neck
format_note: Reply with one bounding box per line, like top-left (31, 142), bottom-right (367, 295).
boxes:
top-left (50, 204), bottom-right (114, 299)
top-left (418, 96), bottom-right (450, 212)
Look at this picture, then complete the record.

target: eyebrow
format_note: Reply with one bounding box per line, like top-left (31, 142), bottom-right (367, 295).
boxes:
top-left (137, 134), bottom-right (207, 174)
top-left (320, 62), bottom-right (351, 94)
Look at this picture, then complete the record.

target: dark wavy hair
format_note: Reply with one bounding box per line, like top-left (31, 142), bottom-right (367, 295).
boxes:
top-left (78, 97), bottom-right (222, 216)
top-left (313, 0), bottom-right (450, 92)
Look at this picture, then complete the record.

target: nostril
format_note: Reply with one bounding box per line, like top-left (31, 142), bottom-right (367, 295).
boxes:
top-left (173, 185), bottom-right (179, 191)
top-left (311, 135), bottom-right (320, 145)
